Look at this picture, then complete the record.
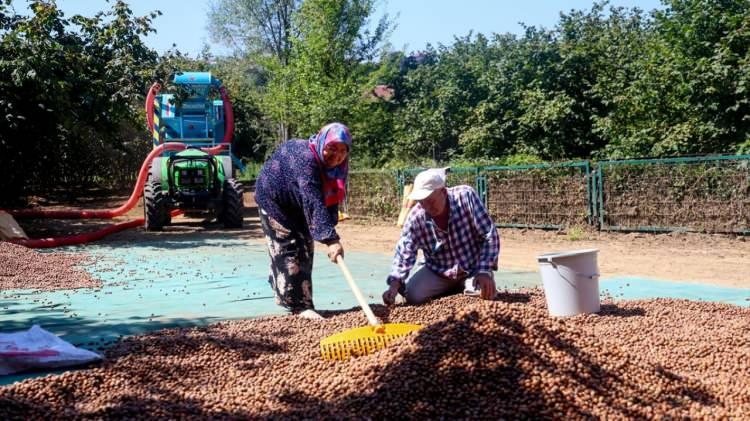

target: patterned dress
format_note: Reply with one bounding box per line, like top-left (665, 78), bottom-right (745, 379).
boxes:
top-left (255, 140), bottom-right (340, 311)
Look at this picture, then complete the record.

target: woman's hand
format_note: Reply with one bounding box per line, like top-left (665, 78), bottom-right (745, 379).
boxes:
top-left (327, 241), bottom-right (344, 263)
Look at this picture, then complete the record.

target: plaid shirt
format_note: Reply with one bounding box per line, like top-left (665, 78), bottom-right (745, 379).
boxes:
top-left (387, 186), bottom-right (500, 286)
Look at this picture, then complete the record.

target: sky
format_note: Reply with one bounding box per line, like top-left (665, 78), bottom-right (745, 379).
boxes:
top-left (10, 0), bottom-right (666, 57)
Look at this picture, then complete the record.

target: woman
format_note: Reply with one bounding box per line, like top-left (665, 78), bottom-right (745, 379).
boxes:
top-left (254, 122), bottom-right (352, 319)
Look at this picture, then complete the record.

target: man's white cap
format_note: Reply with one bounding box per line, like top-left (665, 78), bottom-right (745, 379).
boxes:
top-left (408, 167), bottom-right (450, 201)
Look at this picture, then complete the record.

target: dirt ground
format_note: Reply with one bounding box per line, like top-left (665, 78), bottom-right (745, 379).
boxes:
top-left (13, 191), bottom-right (750, 289)
top-left (337, 223), bottom-right (750, 288)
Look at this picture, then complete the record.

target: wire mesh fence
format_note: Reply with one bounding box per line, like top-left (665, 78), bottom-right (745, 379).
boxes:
top-left (482, 163), bottom-right (591, 229)
top-left (597, 156), bottom-right (750, 233)
top-left (401, 167), bottom-right (481, 191)
top-left (345, 170), bottom-right (401, 221)
top-left (344, 155), bottom-right (749, 234)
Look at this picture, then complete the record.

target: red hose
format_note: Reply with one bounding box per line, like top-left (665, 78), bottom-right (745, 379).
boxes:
top-left (11, 211), bottom-right (183, 249)
top-left (9, 143), bottom-right (186, 219)
top-left (145, 82), bottom-right (161, 135)
top-left (11, 218), bottom-right (146, 248)
top-left (219, 86), bottom-right (234, 143)
top-left (4, 81), bottom-right (235, 247)
top-left (8, 145), bottom-right (230, 220)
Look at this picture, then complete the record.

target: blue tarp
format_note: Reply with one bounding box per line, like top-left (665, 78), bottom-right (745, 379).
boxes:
top-left (2, 238), bottom-right (748, 384)
top-left (600, 277), bottom-right (750, 307)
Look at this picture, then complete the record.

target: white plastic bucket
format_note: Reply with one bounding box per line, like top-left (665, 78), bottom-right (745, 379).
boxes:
top-left (537, 248), bottom-right (600, 317)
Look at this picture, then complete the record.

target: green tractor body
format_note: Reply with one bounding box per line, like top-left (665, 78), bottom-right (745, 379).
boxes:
top-left (143, 72), bottom-right (244, 230)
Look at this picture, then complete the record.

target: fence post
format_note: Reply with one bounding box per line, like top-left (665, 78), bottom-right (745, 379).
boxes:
top-left (584, 161), bottom-right (592, 225)
top-left (396, 169), bottom-right (403, 199)
top-left (479, 174), bottom-right (487, 207)
top-left (590, 164), bottom-right (598, 223)
top-left (597, 165), bottom-right (605, 230)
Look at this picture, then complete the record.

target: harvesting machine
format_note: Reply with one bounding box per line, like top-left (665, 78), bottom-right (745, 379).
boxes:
top-left (143, 72), bottom-right (244, 230)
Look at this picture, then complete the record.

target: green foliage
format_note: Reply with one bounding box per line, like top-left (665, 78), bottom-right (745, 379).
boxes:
top-left (210, 56), bottom-right (276, 161)
top-left (238, 161), bottom-right (264, 181)
top-left (393, 35), bottom-right (494, 162)
top-left (379, 0), bottom-right (750, 163)
top-left (0, 0), bottom-right (163, 202)
top-left (262, 0), bottom-right (394, 140)
top-left (497, 153), bottom-right (545, 166)
top-left (5, 0), bottom-right (750, 206)
top-left (389, 3), bottom-right (652, 162)
top-left (566, 225), bottom-right (585, 241)
top-left (598, 0), bottom-right (750, 157)
top-left (208, 0), bottom-right (300, 62)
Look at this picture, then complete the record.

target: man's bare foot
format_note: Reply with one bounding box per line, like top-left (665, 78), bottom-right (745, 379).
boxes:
top-left (297, 309), bottom-right (325, 320)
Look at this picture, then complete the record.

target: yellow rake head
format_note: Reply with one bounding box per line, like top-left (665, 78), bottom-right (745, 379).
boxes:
top-left (320, 323), bottom-right (422, 361)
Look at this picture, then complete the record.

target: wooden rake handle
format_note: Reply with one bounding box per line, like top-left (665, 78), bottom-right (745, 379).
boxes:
top-left (336, 255), bottom-right (381, 327)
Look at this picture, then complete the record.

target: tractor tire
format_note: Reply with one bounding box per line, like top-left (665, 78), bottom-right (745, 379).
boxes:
top-left (221, 178), bottom-right (244, 228)
top-left (144, 180), bottom-right (169, 231)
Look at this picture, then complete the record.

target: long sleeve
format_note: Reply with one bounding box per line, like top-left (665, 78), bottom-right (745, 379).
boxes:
top-left (468, 188), bottom-right (500, 274)
top-left (297, 161), bottom-right (339, 243)
top-left (386, 216), bottom-right (419, 286)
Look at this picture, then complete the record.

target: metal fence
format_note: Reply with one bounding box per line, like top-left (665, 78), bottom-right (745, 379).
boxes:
top-left (345, 154), bottom-right (750, 234)
top-left (595, 155), bottom-right (750, 234)
top-left (482, 162), bottom-right (591, 229)
top-left (401, 167), bottom-right (482, 192)
top-left (345, 170), bottom-right (401, 220)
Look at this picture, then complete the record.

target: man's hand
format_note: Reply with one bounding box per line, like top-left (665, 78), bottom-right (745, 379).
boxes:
top-left (475, 273), bottom-right (496, 300)
top-left (327, 241), bottom-right (344, 263)
top-left (382, 280), bottom-right (402, 306)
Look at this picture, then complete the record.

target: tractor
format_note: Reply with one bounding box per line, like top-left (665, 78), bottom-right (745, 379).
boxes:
top-left (143, 72), bottom-right (244, 231)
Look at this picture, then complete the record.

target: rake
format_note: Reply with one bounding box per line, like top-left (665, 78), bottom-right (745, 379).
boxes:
top-left (320, 255), bottom-right (422, 361)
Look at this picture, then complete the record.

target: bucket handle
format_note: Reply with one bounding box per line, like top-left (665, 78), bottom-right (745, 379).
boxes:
top-left (549, 262), bottom-right (600, 286)
top-left (577, 272), bottom-right (600, 280)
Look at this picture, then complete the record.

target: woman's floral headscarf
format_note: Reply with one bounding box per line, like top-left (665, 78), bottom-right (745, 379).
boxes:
top-left (308, 122), bottom-right (352, 206)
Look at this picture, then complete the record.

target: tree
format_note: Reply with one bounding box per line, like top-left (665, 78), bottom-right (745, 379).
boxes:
top-left (512, 3), bottom-right (652, 159)
top-left (211, 56), bottom-right (276, 161)
top-left (208, 0), bottom-right (300, 64)
top-left (601, 0), bottom-right (750, 158)
top-left (263, 0), bottom-right (394, 139)
top-left (0, 0), bottom-right (163, 202)
top-left (208, 0), bottom-right (302, 143)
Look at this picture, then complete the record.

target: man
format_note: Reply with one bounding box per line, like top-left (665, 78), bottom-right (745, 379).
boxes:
top-left (383, 168), bottom-right (500, 305)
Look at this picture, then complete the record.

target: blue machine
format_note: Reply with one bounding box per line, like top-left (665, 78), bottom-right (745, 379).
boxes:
top-left (159, 73), bottom-right (225, 143)
top-left (147, 71), bottom-right (244, 172)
